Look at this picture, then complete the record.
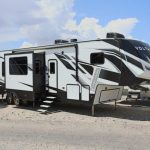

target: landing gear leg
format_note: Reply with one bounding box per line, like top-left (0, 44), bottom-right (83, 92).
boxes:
top-left (92, 105), bottom-right (95, 116)
top-left (115, 99), bottom-right (117, 110)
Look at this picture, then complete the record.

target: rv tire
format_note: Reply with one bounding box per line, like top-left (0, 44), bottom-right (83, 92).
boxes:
top-left (13, 93), bottom-right (22, 106)
top-left (6, 93), bottom-right (13, 104)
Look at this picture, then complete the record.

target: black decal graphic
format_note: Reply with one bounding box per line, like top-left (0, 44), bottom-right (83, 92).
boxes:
top-left (80, 63), bottom-right (94, 75)
top-left (100, 69), bottom-right (120, 83)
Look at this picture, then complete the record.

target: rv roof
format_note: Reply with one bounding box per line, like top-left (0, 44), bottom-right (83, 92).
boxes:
top-left (0, 38), bottom-right (143, 53)
top-left (1, 39), bottom-right (102, 53)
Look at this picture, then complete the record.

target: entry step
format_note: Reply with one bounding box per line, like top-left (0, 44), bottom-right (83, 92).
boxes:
top-left (46, 96), bottom-right (56, 99)
top-left (40, 105), bottom-right (51, 108)
top-left (43, 100), bottom-right (53, 104)
top-left (45, 96), bottom-right (56, 100)
top-left (37, 109), bottom-right (47, 113)
top-left (46, 91), bottom-right (57, 96)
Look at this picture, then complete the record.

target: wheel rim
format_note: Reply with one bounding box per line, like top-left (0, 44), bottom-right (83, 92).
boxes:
top-left (6, 94), bottom-right (12, 104)
top-left (14, 96), bottom-right (20, 106)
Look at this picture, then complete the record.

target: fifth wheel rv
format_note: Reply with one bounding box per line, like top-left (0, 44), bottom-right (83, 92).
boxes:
top-left (1, 32), bottom-right (150, 115)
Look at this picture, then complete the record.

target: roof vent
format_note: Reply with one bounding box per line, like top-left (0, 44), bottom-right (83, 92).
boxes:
top-left (70, 39), bottom-right (78, 43)
top-left (55, 39), bottom-right (69, 44)
top-left (106, 32), bottom-right (125, 39)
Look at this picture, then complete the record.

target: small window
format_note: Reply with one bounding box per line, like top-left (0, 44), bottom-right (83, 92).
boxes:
top-left (50, 62), bottom-right (55, 74)
top-left (2, 62), bottom-right (5, 77)
top-left (35, 60), bottom-right (41, 74)
top-left (90, 52), bottom-right (105, 64)
top-left (9, 57), bottom-right (28, 75)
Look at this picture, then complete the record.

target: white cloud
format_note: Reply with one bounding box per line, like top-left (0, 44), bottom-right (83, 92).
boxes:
top-left (34, 0), bottom-right (75, 22)
top-left (0, 0), bottom-right (139, 48)
top-left (105, 18), bottom-right (138, 35)
top-left (20, 0), bottom-right (75, 45)
top-left (0, 0), bottom-right (75, 43)
top-left (20, 42), bottom-right (37, 48)
top-left (63, 17), bottom-right (138, 40)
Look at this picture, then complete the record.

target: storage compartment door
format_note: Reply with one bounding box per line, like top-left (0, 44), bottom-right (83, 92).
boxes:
top-left (67, 85), bottom-right (80, 100)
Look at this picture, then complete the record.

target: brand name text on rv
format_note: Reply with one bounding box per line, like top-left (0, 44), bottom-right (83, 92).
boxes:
top-left (135, 46), bottom-right (150, 51)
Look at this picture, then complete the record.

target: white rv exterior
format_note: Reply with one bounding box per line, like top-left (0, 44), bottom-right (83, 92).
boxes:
top-left (1, 33), bottom-right (150, 109)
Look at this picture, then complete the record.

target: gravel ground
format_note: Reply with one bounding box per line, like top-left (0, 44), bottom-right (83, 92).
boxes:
top-left (0, 98), bottom-right (150, 150)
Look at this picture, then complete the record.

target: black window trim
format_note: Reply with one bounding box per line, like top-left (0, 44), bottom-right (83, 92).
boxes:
top-left (2, 61), bottom-right (5, 77)
top-left (50, 62), bottom-right (55, 74)
top-left (90, 52), bottom-right (105, 65)
top-left (9, 56), bottom-right (28, 75)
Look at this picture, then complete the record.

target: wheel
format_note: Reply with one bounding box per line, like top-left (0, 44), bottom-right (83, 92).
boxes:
top-left (13, 93), bottom-right (22, 106)
top-left (6, 93), bottom-right (13, 104)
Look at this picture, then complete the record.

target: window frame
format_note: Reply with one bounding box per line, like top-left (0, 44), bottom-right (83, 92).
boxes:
top-left (9, 57), bottom-right (28, 75)
top-left (90, 52), bottom-right (105, 65)
top-left (50, 62), bottom-right (55, 74)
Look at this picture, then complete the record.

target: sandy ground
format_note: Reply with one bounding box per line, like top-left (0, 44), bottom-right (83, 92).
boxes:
top-left (0, 97), bottom-right (150, 150)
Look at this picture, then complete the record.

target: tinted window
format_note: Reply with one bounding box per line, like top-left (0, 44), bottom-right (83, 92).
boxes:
top-left (2, 62), bottom-right (5, 77)
top-left (120, 40), bottom-right (139, 57)
top-left (129, 40), bottom-right (150, 63)
top-left (90, 53), bottom-right (105, 64)
top-left (9, 57), bottom-right (28, 75)
top-left (50, 62), bottom-right (55, 74)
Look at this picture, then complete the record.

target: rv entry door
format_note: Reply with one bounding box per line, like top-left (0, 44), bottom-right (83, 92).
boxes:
top-left (48, 60), bottom-right (58, 93)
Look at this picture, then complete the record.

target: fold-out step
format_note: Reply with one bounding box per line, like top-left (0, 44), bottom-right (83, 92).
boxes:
top-left (46, 96), bottom-right (56, 99)
top-left (37, 109), bottom-right (47, 113)
top-left (40, 105), bottom-right (51, 108)
top-left (43, 100), bottom-right (53, 104)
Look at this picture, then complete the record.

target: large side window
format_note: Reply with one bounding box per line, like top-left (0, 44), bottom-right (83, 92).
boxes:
top-left (2, 62), bottom-right (5, 77)
top-left (90, 52), bottom-right (105, 65)
top-left (9, 57), bottom-right (28, 75)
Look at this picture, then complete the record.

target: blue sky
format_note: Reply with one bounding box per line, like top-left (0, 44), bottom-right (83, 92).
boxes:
top-left (74, 0), bottom-right (150, 42)
top-left (0, 0), bottom-right (149, 50)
